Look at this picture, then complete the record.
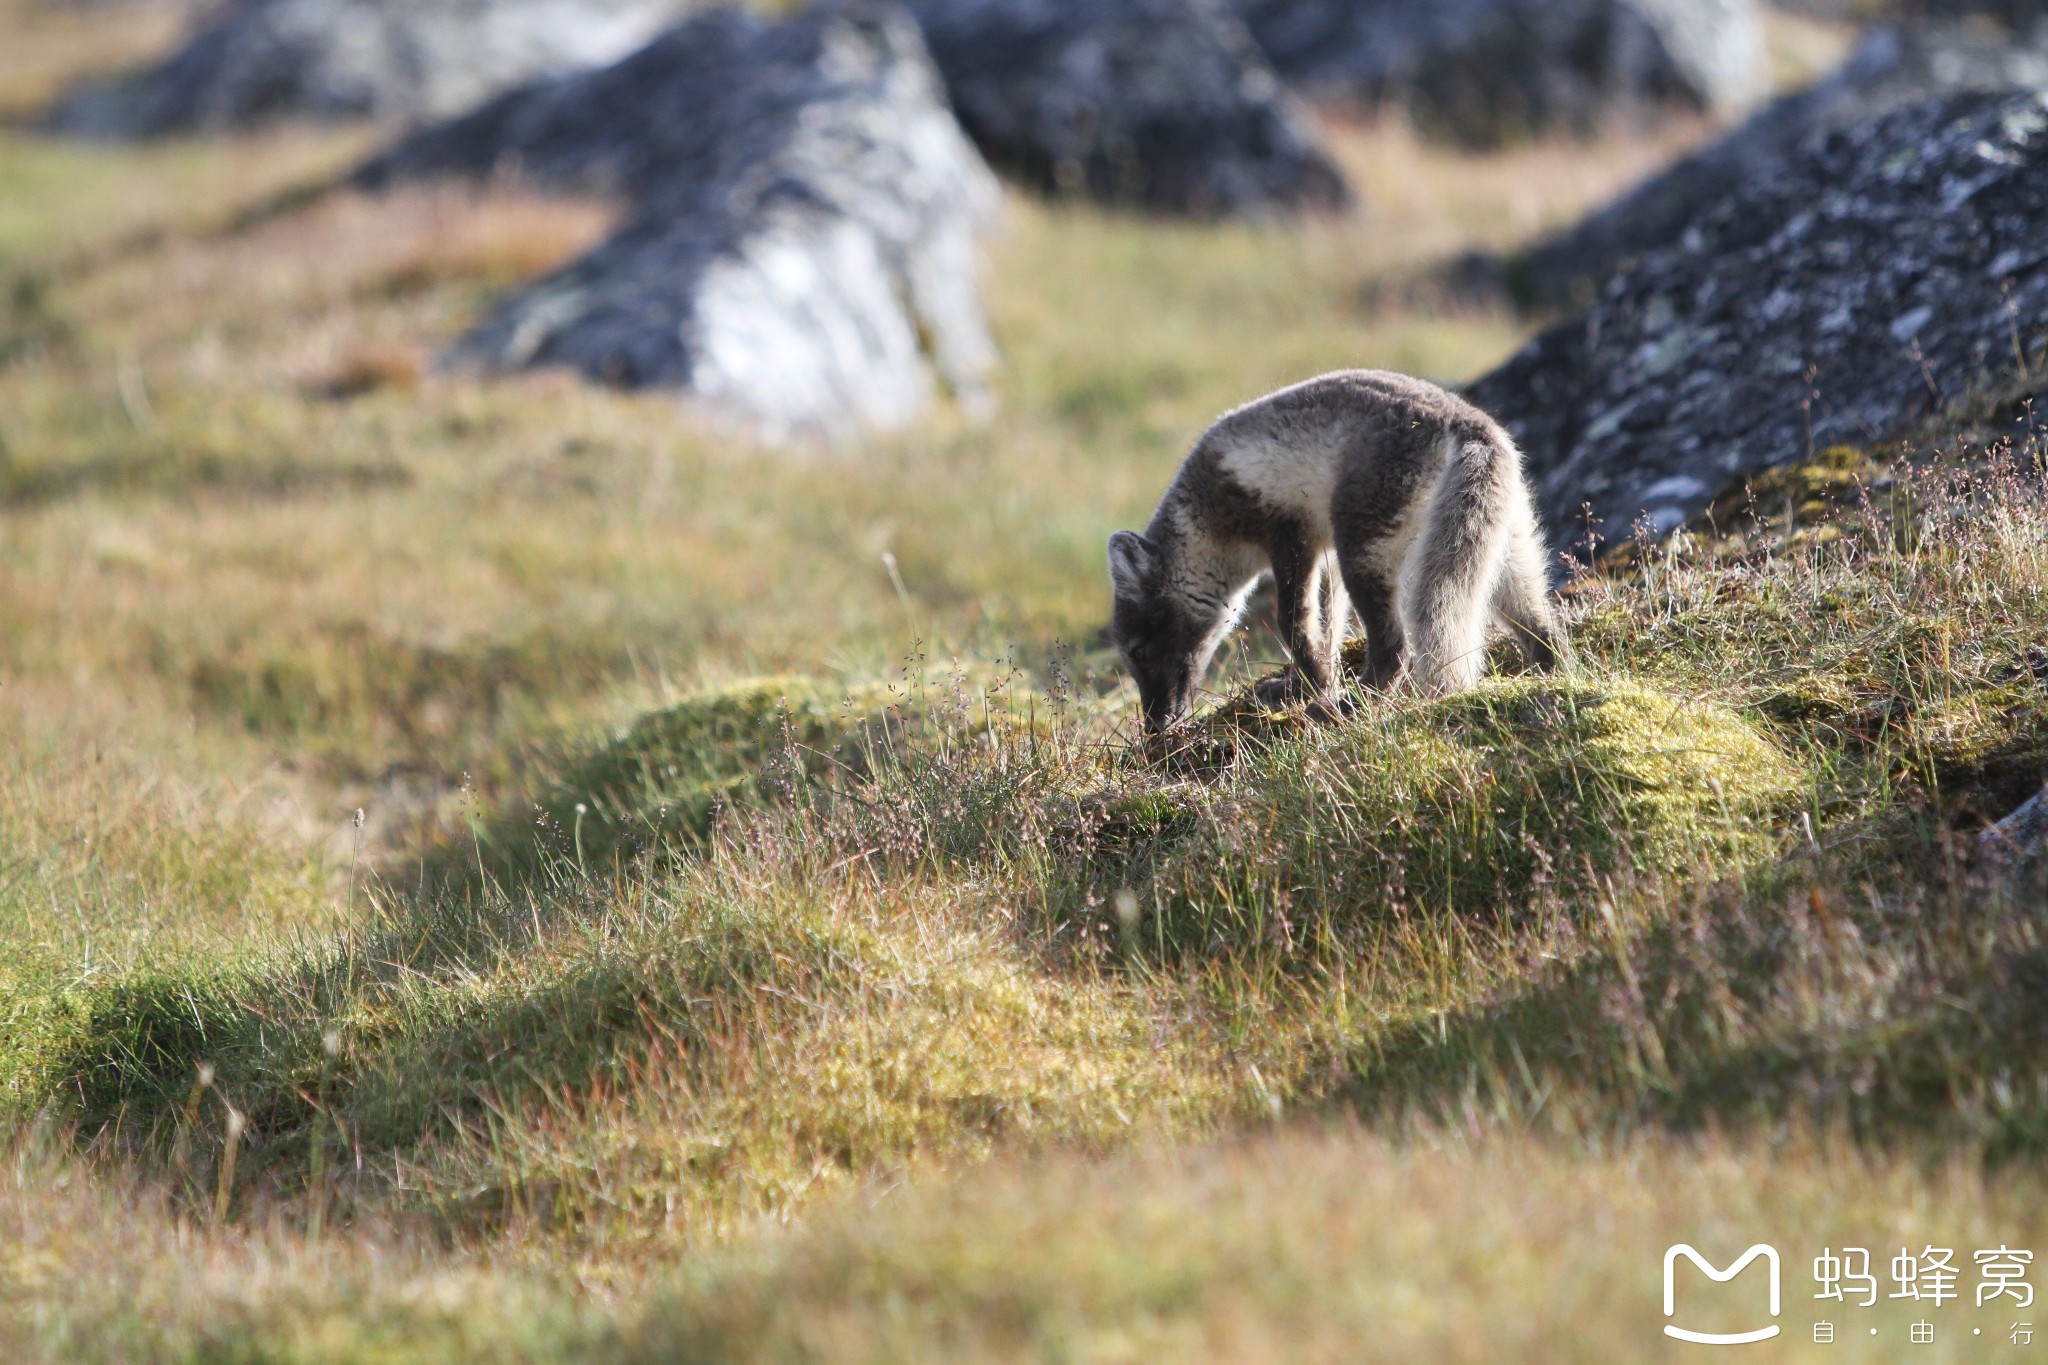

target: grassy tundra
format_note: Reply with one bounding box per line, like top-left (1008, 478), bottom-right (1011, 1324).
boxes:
top-left (5, 3), bottom-right (2048, 1359)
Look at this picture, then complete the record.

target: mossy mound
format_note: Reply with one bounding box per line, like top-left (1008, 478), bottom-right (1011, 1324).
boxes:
top-left (1419, 678), bottom-right (1795, 833)
top-left (22, 870), bottom-right (1227, 1239)
top-left (504, 673), bottom-right (1041, 868)
top-left (1705, 442), bottom-right (1887, 531)
top-left (1918, 681), bottom-right (2048, 823)
top-left (1126, 678), bottom-right (1801, 954)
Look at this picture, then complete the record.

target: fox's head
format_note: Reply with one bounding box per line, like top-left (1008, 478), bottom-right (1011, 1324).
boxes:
top-left (1107, 530), bottom-right (1212, 734)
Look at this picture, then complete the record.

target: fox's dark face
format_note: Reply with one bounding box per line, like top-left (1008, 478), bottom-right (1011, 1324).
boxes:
top-left (1107, 530), bottom-right (1209, 734)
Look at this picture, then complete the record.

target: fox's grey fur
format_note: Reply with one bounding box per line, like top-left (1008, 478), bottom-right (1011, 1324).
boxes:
top-left (1107, 369), bottom-right (1562, 733)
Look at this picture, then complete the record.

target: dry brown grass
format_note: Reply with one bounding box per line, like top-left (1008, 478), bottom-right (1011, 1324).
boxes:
top-left (0, 0), bottom-right (191, 119)
top-left (11, 1124), bottom-right (2048, 1363)
top-left (1313, 105), bottom-right (1726, 263)
top-left (322, 340), bottom-right (428, 397)
top-left (630, 1126), bottom-right (2048, 1363)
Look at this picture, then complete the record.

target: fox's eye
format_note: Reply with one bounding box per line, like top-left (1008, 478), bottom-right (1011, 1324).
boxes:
top-left (1128, 642), bottom-right (1148, 663)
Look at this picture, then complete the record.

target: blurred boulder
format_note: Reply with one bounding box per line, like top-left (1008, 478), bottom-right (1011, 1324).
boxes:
top-left (1777, 0), bottom-right (2048, 15)
top-left (1233, 0), bottom-right (1765, 146)
top-left (357, 4), bottom-right (999, 441)
top-left (899, 0), bottom-right (1348, 216)
top-left (1904, 0), bottom-right (2048, 19)
top-left (1520, 16), bottom-right (2048, 305)
top-left (1466, 91), bottom-right (2048, 557)
top-left (48, 0), bottom-right (683, 134)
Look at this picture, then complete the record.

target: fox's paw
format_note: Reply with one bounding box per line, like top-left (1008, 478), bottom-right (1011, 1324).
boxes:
top-left (1251, 673), bottom-right (1306, 710)
top-left (1252, 674), bottom-right (1354, 723)
top-left (1344, 650), bottom-right (1407, 691)
top-left (1305, 690), bottom-right (1358, 724)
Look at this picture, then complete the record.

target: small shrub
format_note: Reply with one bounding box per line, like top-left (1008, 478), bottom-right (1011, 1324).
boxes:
top-left (322, 342), bottom-right (425, 398)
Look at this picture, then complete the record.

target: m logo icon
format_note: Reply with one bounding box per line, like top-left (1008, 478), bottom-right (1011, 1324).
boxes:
top-left (1663, 1244), bottom-right (1782, 1344)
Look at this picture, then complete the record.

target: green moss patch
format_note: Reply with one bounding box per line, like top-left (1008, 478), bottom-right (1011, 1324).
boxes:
top-left (1917, 681), bottom-right (2048, 822)
top-left (1702, 442), bottom-right (1888, 535)
top-left (1078, 678), bottom-right (1800, 959)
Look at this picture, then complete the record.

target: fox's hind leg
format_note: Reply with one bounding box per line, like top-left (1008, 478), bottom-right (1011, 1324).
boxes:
top-left (1308, 554), bottom-right (1357, 719)
top-left (1319, 556), bottom-right (1351, 669)
top-left (1493, 516), bottom-right (1563, 672)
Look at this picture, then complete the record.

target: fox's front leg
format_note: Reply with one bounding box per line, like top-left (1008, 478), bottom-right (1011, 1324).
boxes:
top-left (1255, 541), bottom-right (1344, 714)
top-left (1337, 546), bottom-right (1406, 689)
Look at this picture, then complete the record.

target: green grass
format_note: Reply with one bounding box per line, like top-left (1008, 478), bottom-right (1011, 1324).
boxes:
top-left (14, 1126), bottom-right (2048, 1363)
top-left (4, 0), bottom-right (2048, 1354)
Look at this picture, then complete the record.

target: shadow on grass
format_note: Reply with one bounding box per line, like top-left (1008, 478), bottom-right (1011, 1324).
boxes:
top-left (1343, 824), bottom-right (2048, 1161)
top-left (41, 874), bottom-right (886, 1219)
top-left (16, 646), bottom-right (2045, 1234)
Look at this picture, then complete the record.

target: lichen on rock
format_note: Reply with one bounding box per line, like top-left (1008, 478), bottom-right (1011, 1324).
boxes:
top-left (1518, 15), bottom-right (2048, 306)
top-left (1468, 89), bottom-right (2048, 559)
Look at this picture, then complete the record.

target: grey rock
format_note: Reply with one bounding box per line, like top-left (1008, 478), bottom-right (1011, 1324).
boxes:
top-left (1233, 0), bottom-right (1765, 146)
top-left (1776, 0), bottom-right (2048, 18)
top-left (1981, 780), bottom-right (2048, 861)
top-left (1522, 17), bottom-right (2048, 306)
top-left (1908, 0), bottom-right (2048, 21)
top-left (1466, 90), bottom-right (2048, 559)
top-left (357, 4), bottom-right (999, 441)
top-left (900, 0), bottom-right (1348, 216)
top-left (48, 0), bottom-right (683, 134)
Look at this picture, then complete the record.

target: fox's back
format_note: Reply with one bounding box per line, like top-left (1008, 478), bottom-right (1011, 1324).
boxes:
top-left (1188, 369), bottom-right (1500, 533)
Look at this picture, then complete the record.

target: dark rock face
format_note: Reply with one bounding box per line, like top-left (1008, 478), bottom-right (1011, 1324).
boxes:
top-left (48, 0), bottom-right (681, 134)
top-left (1522, 18), bottom-right (2048, 306)
top-left (1467, 91), bottom-right (2048, 557)
top-left (1233, 0), bottom-right (1763, 146)
top-left (358, 4), bottom-right (998, 441)
top-left (1784, 0), bottom-right (2048, 17)
top-left (900, 0), bottom-right (1348, 216)
top-left (1907, 0), bottom-right (2048, 21)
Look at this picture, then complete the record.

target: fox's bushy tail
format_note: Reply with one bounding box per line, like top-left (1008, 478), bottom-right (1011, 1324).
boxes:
top-left (1402, 430), bottom-right (1545, 693)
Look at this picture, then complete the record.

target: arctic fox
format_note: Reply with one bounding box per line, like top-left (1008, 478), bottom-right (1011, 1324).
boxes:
top-left (1106, 369), bottom-right (1562, 733)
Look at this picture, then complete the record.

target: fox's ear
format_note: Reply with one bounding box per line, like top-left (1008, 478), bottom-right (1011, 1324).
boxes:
top-left (1106, 531), bottom-right (1158, 599)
